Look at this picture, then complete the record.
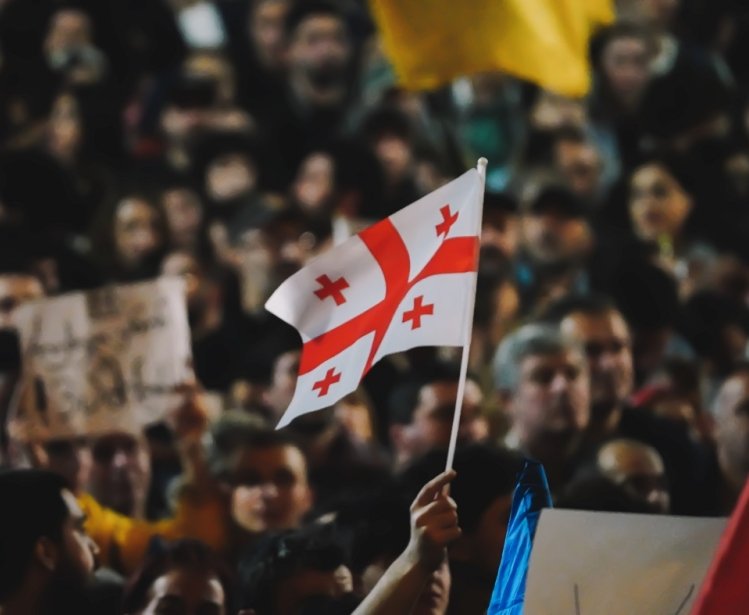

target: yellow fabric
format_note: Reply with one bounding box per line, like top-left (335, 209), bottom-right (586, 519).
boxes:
top-left (78, 490), bottom-right (230, 575)
top-left (370, 0), bottom-right (615, 97)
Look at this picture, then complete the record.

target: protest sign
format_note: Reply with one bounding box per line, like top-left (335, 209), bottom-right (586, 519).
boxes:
top-left (524, 509), bottom-right (725, 615)
top-left (7, 277), bottom-right (192, 441)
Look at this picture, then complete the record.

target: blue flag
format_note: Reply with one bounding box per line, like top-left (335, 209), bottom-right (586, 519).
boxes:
top-left (487, 459), bottom-right (552, 615)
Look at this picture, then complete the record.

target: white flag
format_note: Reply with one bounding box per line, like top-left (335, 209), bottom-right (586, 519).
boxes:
top-left (265, 169), bottom-right (483, 428)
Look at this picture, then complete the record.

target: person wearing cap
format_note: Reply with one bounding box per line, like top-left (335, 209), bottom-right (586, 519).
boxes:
top-left (516, 186), bottom-right (594, 316)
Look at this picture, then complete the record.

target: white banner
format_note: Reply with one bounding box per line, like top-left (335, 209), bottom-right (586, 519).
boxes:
top-left (525, 509), bottom-right (726, 615)
top-left (7, 277), bottom-right (192, 441)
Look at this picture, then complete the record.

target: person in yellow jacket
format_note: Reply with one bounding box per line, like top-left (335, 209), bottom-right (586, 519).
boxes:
top-left (24, 384), bottom-right (233, 576)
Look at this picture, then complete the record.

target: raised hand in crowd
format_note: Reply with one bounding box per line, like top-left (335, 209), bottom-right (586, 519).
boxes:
top-left (353, 470), bottom-right (460, 615)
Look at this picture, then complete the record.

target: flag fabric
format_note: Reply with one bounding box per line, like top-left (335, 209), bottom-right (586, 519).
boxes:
top-left (691, 478), bottom-right (749, 614)
top-left (488, 459), bottom-right (552, 615)
top-left (265, 169), bottom-right (483, 428)
top-left (370, 0), bottom-right (615, 97)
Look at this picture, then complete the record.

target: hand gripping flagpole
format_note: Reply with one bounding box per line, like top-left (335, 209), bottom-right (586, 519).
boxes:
top-left (445, 157), bottom-right (487, 472)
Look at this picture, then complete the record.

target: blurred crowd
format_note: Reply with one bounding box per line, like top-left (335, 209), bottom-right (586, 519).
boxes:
top-left (2, 0), bottom-right (749, 613)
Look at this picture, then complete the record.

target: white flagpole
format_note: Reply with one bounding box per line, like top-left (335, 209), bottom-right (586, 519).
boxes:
top-left (445, 157), bottom-right (487, 472)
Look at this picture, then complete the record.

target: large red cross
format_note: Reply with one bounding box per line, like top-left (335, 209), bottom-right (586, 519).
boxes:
top-left (402, 295), bottom-right (434, 329)
top-left (314, 274), bottom-right (349, 305)
top-left (435, 205), bottom-right (459, 238)
top-left (313, 368), bottom-right (341, 396)
top-left (299, 218), bottom-right (478, 382)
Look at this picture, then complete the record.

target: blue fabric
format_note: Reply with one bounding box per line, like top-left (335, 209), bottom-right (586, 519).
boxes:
top-left (487, 459), bottom-right (552, 615)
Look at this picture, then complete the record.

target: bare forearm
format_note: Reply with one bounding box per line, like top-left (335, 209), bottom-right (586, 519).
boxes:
top-left (353, 551), bottom-right (431, 615)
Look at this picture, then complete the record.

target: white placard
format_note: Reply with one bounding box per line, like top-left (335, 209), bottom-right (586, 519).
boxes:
top-left (7, 278), bottom-right (192, 441)
top-left (524, 509), bottom-right (726, 615)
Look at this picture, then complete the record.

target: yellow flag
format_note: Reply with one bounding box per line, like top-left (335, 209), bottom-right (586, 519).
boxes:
top-left (370, 0), bottom-right (615, 97)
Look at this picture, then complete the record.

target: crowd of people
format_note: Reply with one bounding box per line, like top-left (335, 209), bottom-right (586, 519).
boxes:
top-left (2, 0), bottom-right (749, 613)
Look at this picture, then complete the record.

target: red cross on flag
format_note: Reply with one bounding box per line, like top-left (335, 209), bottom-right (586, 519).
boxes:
top-left (265, 165), bottom-right (485, 428)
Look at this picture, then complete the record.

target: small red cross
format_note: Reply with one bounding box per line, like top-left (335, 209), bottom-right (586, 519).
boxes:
top-left (435, 205), bottom-right (459, 238)
top-left (314, 274), bottom-right (349, 305)
top-left (402, 295), bottom-right (434, 329)
top-left (313, 367), bottom-right (341, 396)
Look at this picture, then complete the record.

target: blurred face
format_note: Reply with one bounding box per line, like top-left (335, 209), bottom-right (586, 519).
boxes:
top-left (481, 210), bottom-right (518, 258)
top-left (374, 135), bottom-right (413, 185)
top-left (714, 372), bottom-right (749, 485)
top-left (89, 433), bottom-right (151, 517)
top-left (59, 488), bottom-right (98, 578)
top-left (275, 565), bottom-right (353, 615)
top-left (141, 568), bottom-right (226, 615)
top-left (530, 91), bottom-right (586, 131)
top-left (413, 559), bottom-right (451, 615)
top-left (162, 188), bottom-right (203, 249)
top-left (640, 0), bottom-right (680, 29)
top-left (600, 37), bottom-right (651, 109)
top-left (561, 310), bottom-right (634, 412)
top-left (44, 9), bottom-right (91, 57)
top-left (287, 14), bottom-right (350, 104)
top-left (161, 251), bottom-right (203, 313)
top-left (114, 198), bottom-right (162, 269)
top-left (183, 54), bottom-right (235, 107)
top-left (230, 444), bottom-right (312, 532)
top-left (265, 351), bottom-right (300, 420)
top-left (206, 154), bottom-right (256, 202)
top-left (399, 380), bottom-right (487, 459)
top-left (249, 0), bottom-right (290, 71)
top-left (598, 442), bottom-right (670, 513)
top-left (506, 351), bottom-right (590, 443)
top-left (47, 93), bottom-right (82, 159)
top-left (0, 274), bottom-right (44, 329)
top-left (629, 164), bottom-right (692, 242)
top-left (292, 152), bottom-right (335, 214)
top-left (555, 140), bottom-right (603, 200)
top-left (44, 437), bottom-right (92, 494)
top-left (521, 212), bottom-right (591, 267)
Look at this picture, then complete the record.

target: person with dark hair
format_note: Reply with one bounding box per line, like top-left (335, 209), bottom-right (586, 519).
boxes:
top-left (388, 366), bottom-right (487, 471)
top-left (399, 446), bottom-right (521, 615)
top-left (92, 192), bottom-right (166, 282)
top-left (551, 127), bottom-right (607, 205)
top-left (516, 186), bottom-right (594, 315)
top-left (590, 21), bottom-right (657, 120)
top-left (255, 0), bottom-right (355, 178)
top-left (609, 259), bottom-right (693, 383)
top-left (552, 292), bottom-right (713, 515)
top-left (627, 153), bottom-right (717, 298)
top-left (350, 470), bottom-right (462, 615)
top-left (0, 469), bottom-right (98, 615)
top-left (480, 192), bottom-right (519, 260)
top-left (161, 250), bottom-right (261, 393)
top-left (191, 130), bottom-right (276, 244)
top-left (238, 524), bottom-right (355, 615)
top-left (208, 420), bottom-right (314, 551)
top-left (122, 539), bottom-right (234, 615)
top-left (680, 291), bottom-right (749, 393)
top-left (358, 106), bottom-right (421, 215)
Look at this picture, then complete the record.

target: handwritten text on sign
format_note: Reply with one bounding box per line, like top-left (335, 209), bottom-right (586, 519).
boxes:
top-left (8, 277), bottom-right (191, 441)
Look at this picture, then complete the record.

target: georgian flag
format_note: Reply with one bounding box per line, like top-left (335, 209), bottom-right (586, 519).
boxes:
top-left (265, 168), bottom-right (483, 428)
